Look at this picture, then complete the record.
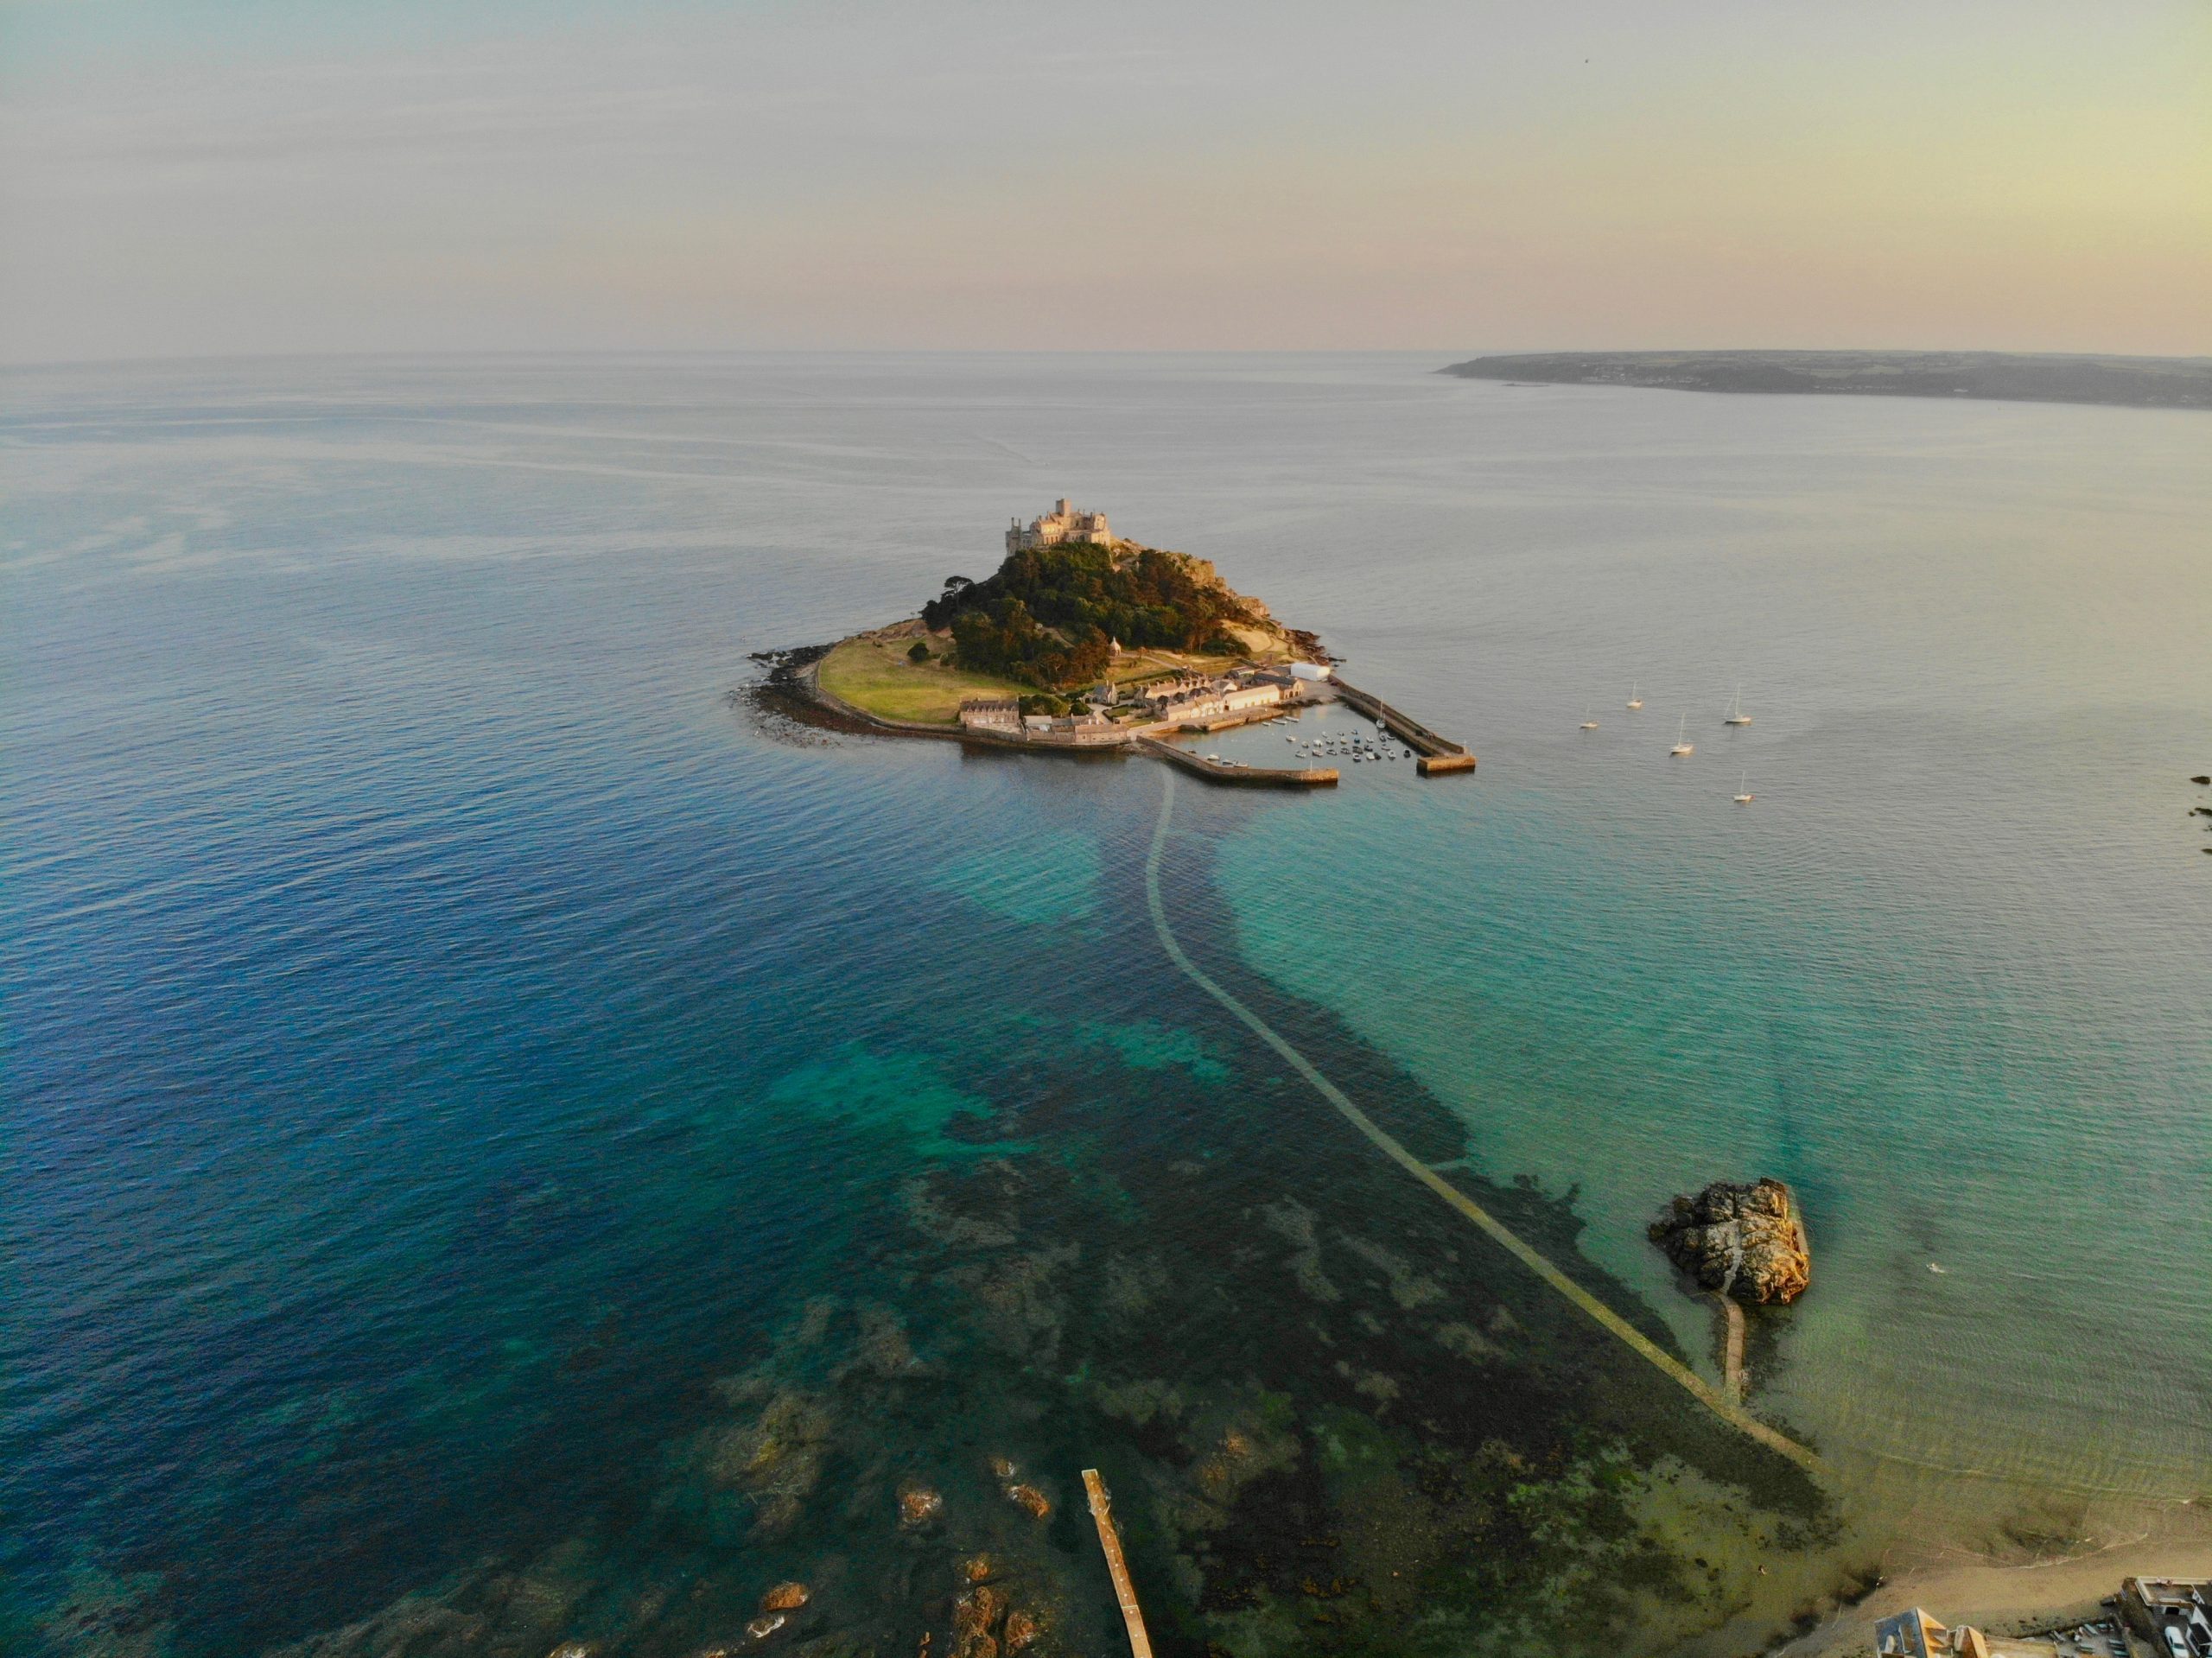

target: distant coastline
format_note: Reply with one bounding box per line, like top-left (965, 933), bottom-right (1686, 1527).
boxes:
top-left (1439, 350), bottom-right (2212, 410)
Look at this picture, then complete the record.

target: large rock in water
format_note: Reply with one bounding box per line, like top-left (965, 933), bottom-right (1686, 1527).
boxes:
top-left (1649, 1178), bottom-right (1810, 1305)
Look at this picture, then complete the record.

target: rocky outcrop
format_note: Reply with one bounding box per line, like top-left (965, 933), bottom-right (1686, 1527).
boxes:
top-left (1649, 1178), bottom-right (1810, 1305)
top-left (897, 1482), bottom-right (944, 1528)
top-left (950, 1585), bottom-right (1008, 1658)
top-left (1003, 1483), bottom-right (1051, 1521)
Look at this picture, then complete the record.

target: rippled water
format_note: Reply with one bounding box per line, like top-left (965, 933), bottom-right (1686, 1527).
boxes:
top-left (4, 354), bottom-right (2207, 1655)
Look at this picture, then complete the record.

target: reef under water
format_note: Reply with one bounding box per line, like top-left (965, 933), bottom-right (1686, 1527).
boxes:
top-left (50, 803), bottom-right (1859, 1658)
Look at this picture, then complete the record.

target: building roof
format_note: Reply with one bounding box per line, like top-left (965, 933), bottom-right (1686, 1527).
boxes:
top-left (1877, 1609), bottom-right (1949, 1658)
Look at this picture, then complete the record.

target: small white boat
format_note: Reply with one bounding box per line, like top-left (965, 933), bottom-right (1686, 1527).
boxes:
top-left (1580, 705), bottom-right (1599, 731)
top-left (1626, 681), bottom-right (1643, 711)
top-left (1724, 683), bottom-right (1752, 726)
top-left (1733, 771), bottom-right (1753, 804)
top-left (1669, 715), bottom-right (1694, 757)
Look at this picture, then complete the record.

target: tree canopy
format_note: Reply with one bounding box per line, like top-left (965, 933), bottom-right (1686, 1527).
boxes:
top-left (920, 542), bottom-right (1252, 689)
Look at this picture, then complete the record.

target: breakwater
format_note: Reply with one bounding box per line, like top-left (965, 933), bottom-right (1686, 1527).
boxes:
top-left (1329, 678), bottom-right (1476, 775)
top-left (1135, 737), bottom-right (1338, 788)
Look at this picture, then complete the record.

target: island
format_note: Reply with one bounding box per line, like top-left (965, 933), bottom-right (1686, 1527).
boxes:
top-left (760, 499), bottom-right (1475, 784)
top-left (1439, 350), bottom-right (2212, 411)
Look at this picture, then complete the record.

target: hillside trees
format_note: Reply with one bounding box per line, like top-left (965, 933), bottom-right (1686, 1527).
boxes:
top-left (923, 542), bottom-right (1252, 689)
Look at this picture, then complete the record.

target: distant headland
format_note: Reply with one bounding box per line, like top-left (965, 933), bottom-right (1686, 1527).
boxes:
top-left (756, 500), bottom-right (1474, 784)
top-left (1439, 350), bottom-right (2212, 410)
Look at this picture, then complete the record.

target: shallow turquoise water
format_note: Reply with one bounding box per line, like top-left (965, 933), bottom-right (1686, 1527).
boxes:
top-left (3, 353), bottom-right (2207, 1655)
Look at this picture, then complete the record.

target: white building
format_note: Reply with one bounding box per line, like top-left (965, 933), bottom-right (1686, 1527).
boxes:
top-left (1221, 683), bottom-right (1284, 714)
top-left (1142, 674), bottom-right (1286, 725)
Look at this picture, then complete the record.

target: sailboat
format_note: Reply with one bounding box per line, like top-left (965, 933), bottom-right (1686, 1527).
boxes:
top-left (1580, 705), bottom-right (1599, 731)
top-left (1626, 681), bottom-right (1643, 710)
top-left (1669, 715), bottom-right (1694, 757)
top-left (1724, 683), bottom-right (1752, 726)
top-left (1733, 771), bottom-right (1754, 804)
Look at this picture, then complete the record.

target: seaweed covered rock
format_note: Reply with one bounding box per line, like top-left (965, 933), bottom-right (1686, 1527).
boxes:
top-left (1649, 1178), bottom-right (1810, 1305)
top-left (897, 1482), bottom-right (944, 1528)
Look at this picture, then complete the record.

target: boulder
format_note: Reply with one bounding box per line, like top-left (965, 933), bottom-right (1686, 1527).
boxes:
top-left (760, 1583), bottom-right (809, 1613)
top-left (898, 1483), bottom-right (944, 1528)
top-left (950, 1585), bottom-right (1008, 1658)
top-left (1649, 1178), bottom-right (1810, 1305)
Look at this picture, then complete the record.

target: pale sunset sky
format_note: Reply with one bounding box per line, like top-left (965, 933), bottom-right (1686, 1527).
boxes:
top-left (2, 0), bottom-right (2206, 361)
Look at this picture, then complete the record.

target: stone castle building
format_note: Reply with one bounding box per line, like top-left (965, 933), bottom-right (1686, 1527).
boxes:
top-left (1006, 499), bottom-right (1111, 556)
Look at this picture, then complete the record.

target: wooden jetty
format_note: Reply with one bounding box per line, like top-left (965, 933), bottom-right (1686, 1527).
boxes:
top-left (1329, 678), bottom-right (1476, 775)
top-left (1082, 1469), bottom-right (1154, 1658)
top-left (1135, 736), bottom-right (1338, 788)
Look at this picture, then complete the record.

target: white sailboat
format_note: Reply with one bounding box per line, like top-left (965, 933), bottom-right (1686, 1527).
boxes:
top-left (1580, 705), bottom-right (1599, 731)
top-left (1724, 683), bottom-right (1752, 726)
top-left (1733, 771), bottom-right (1754, 804)
top-left (1626, 681), bottom-right (1643, 710)
top-left (1669, 715), bottom-right (1694, 757)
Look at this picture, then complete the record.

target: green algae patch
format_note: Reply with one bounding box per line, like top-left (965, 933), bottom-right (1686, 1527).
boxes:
top-left (1065, 1014), bottom-right (1231, 1083)
top-left (763, 1044), bottom-right (1021, 1159)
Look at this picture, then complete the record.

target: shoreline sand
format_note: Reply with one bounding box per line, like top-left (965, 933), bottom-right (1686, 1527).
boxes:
top-left (1781, 1504), bottom-right (2212, 1658)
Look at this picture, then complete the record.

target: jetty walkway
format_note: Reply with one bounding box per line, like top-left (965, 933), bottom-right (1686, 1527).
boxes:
top-left (1328, 677), bottom-right (1476, 775)
top-left (1143, 770), bottom-right (1822, 1475)
top-left (1135, 737), bottom-right (1336, 789)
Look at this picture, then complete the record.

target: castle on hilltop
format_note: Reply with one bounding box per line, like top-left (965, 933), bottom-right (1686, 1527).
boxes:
top-left (1007, 499), bottom-right (1111, 556)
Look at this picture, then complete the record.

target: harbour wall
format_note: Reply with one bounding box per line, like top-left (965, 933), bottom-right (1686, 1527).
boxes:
top-left (1328, 678), bottom-right (1477, 775)
top-left (1135, 738), bottom-right (1338, 789)
top-left (800, 667), bottom-right (1332, 786)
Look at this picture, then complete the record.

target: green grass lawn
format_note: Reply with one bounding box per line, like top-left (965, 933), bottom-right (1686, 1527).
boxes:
top-left (817, 635), bottom-right (1031, 725)
top-left (818, 624), bottom-right (1294, 725)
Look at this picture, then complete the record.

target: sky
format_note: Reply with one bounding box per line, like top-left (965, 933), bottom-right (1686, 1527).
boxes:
top-left (2, 0), bottom-right (2208, 362)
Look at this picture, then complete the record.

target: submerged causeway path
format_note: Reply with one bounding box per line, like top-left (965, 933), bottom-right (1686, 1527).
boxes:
top-left (1143, 770), bottom-right (1823, 1475)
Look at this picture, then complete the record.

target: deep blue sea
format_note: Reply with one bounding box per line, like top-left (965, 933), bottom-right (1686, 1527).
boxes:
top-left (4, 353), bottom-right (2208, 1657)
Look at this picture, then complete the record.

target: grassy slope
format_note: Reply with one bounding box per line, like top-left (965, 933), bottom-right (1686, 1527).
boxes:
top-left (817, 635), bottom-right (1033, 726)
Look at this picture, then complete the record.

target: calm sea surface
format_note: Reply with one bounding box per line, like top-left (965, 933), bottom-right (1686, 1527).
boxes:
top-left (4, 353), bottom-right (2208, 1655)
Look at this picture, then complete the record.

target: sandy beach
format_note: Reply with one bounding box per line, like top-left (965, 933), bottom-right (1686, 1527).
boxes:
top-left (1783, 1502), bottom-right (2212, 1657)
